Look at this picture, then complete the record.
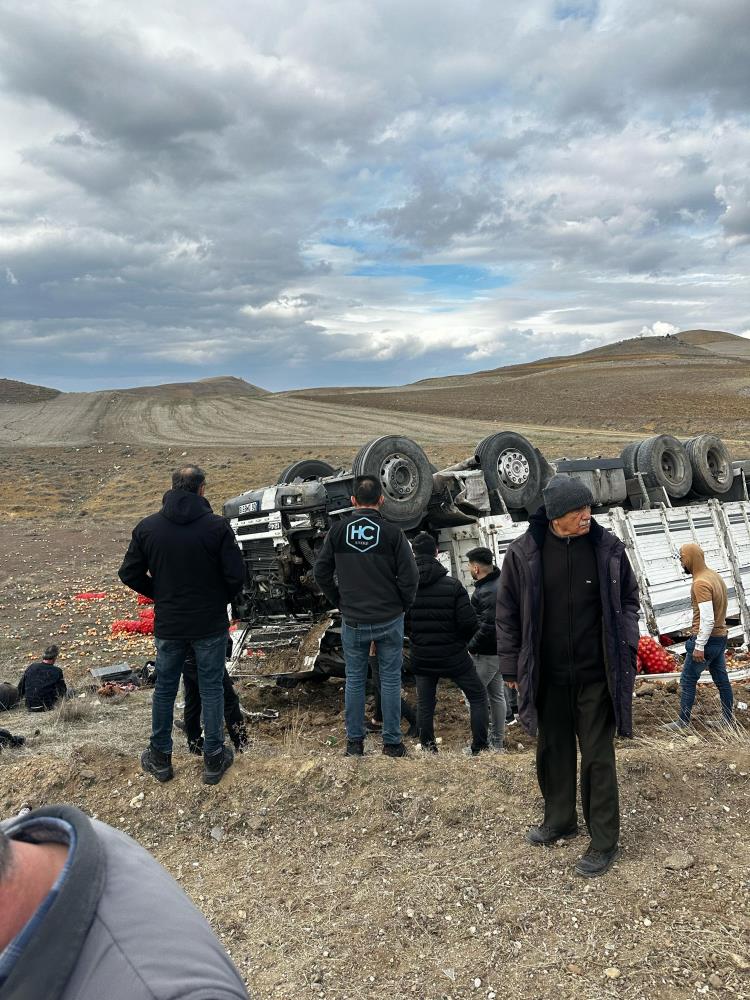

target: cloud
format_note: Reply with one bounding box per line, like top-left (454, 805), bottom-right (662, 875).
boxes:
top-left (1, 0), bottom-right (749, 391)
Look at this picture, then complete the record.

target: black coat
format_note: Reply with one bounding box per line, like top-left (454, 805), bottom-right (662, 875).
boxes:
top-left (406, 555), bottom-right (478, 675)
top-left (118, 489), bottom-right (245, 639)
top-left (19, 661), bottom-right (66, 711)
top-left (468, 567), bottom-right (500, 655)
top-left (313, 507), bottom-right (419, 624)
top-left (495, 509), bottom-right (640, 738)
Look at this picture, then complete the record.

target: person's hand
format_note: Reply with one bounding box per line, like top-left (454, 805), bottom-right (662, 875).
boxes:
top-left (692, 648), bottom-right (705, 662)
top-left (505, 680), bottom-right (518, 690)
top-left (369, 641), bottom-right (377, 655)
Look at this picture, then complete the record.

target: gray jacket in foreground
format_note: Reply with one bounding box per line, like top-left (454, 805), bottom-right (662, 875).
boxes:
top-left (0, 805), bottom-right (249, 1000)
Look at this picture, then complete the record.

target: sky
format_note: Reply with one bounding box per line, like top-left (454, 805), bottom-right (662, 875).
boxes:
top-left (1, 0), bottom-right (749, 392)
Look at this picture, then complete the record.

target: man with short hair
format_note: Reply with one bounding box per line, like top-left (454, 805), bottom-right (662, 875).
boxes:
top-left (496, 475), bottom-right (640, 878)
top-left (0, 804), bottom-right (249, 999)
top-left (119, 465), bottom-right (244, 785)
top-left (674, 543), bottom-right (733, 727)
top-left (313, 475), bottom-right (419, 758)
top-left (408, 533), bottom-right (489, 755)
top-left (466, 547), bottom-right (506, 751)
top-left (18, 645), bottom-right (66, 712)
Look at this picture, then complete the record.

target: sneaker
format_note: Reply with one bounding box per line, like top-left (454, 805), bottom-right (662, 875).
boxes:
top-left (141, 745), bottom-right (174, 783)
top-left (344, 739), bottom-right (364, 757)
top-left (420, 741), bottom-right (438, 754)
top-left (383, 742), bottom-right (408, 758)
top-left (462, 745), bottom-right (489, 757)
top-left (574, 845), bottom-right (621, 878)
top-left (489, 745), bottom-right (507, 754)
top-left (506, 717), bottom-right (518, 727)
top-left (662, 720), bottom-right (689, 732)
top-left (202, 745), bottom-right (235, 785)
top-left (525, 823), bottom-right (578, 846)
top-left (365, 719), bottom-right (383, 733)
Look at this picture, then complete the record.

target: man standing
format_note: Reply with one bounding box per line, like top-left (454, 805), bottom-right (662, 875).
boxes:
top-left (313, 475), bottom-right (419, 758)
top-left (119, 465), bottom-right (244, 785)
top-left (496, 475), bottom-right (640, 878)
top-left (0, 804), bottom-right (249, 999)
top-left (18, 645), bottom-right (66, 712)
top-left (674, 543), bottom-right (733, 727)
top-left (467, 547), bottom-right (506, 751)
top-left (407, 533), bottom-right (488, 755)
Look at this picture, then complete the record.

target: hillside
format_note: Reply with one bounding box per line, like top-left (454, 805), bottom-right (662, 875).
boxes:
top-left (0, 378), bottom-right (61, 404)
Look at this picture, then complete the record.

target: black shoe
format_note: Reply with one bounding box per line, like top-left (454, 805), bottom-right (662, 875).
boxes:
top-left (383, 742), bottom-right (408, 758)
top-left (187, 737), bottom-right (204, 756)
top-left (364, 719), bottom-right (383, 733)
top-left (141, 745), bottom-right (174, 783)
top-left (202, 745), bottom-right (234, 785)
top-left (406, 722), bottom-right (419, 739)
top-left (345, 739), bottom-right (364, 757)
top-left (574, 845), bottom-right (621, 878)
top-left (525, 823), bottom-right (578, 846)
top-left (421, 740), bottom-right (438, 754)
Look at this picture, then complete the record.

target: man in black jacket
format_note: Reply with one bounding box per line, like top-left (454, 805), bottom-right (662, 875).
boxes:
top-left (119, 465), bottom-right (244, 785)
top-left (407, 533), bottom-right (489, 754)
top-left (467, 547), bottom-right (506, 750)
top-left (18, 645), bottom-right (66, 712)
top-left (313, 475), bottom-right (419, 758)
top-left (496, 475), bottom-right (640, 878)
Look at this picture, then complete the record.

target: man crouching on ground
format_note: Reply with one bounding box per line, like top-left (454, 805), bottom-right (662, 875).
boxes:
top-left (119, 465), bottom-right (244, 785)
top-left (495, 475), bottom-right (640, 877)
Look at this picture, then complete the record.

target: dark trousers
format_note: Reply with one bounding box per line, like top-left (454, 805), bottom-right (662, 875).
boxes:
top-left (370, 657), bottom-right (416, 727)
top-left (536, 679), bottom-right (619, 852)
top-left (415, 662), bottom-right (489, 752)
top-left (183, 663), bottom-right (247, 749)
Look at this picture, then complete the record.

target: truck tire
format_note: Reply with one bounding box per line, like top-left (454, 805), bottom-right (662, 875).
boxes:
top-left (278, 459), bottom-right (337, 483)
top-left (352, 436), bottom-right (433, 523)
top-left (635, 435), bottom-right (692, 498)
top-left (620, 441), bottom-right (642, 480)
top-left (474, 431), bottom-right (542, 510)
top-left (684, 434), bottom-right (733, 495)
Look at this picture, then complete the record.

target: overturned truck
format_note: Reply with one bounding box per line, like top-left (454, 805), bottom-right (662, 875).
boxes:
top-left (223, 432), bottom-right (750, 684)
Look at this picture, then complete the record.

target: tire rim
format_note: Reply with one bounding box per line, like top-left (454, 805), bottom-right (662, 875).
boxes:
top-left (380, 453), bottom-right (419, 502)
top-left (497, 448), bottom-right (530, 489)
top-left (660, 451), bottom-right (682, 485)
top-left (706, 449), bottom-right (730, 485)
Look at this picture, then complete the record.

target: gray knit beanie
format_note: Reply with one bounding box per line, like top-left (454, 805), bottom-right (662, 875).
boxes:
top-left (542, 474), bottom-right (594, 520)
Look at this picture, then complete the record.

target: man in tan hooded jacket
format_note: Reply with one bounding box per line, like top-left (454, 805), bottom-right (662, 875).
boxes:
top-left (674, 543), bottom-right (733, 726)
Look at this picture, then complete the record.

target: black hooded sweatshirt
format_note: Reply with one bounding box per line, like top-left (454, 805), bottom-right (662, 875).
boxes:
top-left (118, 489), bottom-right (245, 639)
top-left (405, 554), bottom-right (478, 676)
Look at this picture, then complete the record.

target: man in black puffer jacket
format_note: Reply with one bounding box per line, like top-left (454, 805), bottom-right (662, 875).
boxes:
top-left (406, 533), bottom-right (488, 754)
top-left (467, 547), bottom-right (506, 750)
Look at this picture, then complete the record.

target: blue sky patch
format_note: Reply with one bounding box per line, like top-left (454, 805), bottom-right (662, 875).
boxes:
top-left (349, 263), bottom-right (511, 299)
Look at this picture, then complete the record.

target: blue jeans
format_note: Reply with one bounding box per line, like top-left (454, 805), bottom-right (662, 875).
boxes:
top-left (680, 636), bottom-right (733, 723)
top-left (341, 615), bottom-right (404, 746)
top-left (151, 630), bottom-right (228, 756)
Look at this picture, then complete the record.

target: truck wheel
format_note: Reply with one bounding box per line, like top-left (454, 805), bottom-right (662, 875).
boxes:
top-left (684, 434), bottom-right (733, 495)
top-left (635, 435), bottom-right (692, 498)
top-left (474, 431), bottom-right (542, 510)
top-left (278, 459), bottom-right (336, 484)
top-left (620, 441), bottom-right (642, 480)
top-left (352, 436), bottom-right (433, 522)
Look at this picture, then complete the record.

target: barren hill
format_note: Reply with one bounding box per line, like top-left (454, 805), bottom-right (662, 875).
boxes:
top-left (0, 379), bottom-right (61, 404)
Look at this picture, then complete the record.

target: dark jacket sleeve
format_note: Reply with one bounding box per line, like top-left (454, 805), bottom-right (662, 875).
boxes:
top-left (496, 552), bottom-right (523, 679)
top-left (18, 670), bottom-right (26, 697)
top-left (118, 529), bottom-right (154, 599)
top-left (395, 532), bottom-right (419, 610)
top-left (454, 583), bottom-right (479, 641)
top-left (468, 589), bottom-right (495, 653)
top-left (220, 524), bottom-right (245, 599)
top-left (54, 668), bottom-right (67, 700)
top-left (313, 528), bottom-right (340, 608)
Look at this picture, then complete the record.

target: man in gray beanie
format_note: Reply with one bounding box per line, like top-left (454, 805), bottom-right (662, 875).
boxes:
top-left (495, 474), bottom-right (640, 878)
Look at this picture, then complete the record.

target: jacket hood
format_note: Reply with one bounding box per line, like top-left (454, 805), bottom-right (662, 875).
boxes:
top-left (416, 553), bottom-right (448, 587)
top-left (474, 566), bottom-right (500, 588)
top-left (160, 489), bottom-right (212, 525)
top-left (680, 542), bottom-right (707, 575)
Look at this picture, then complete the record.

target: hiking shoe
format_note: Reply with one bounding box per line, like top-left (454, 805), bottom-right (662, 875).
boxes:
top-left (574, 845), bottom-right (621, 878)
top-left (141, 745), bottom-right (174, 783)
top-left (383, 741), bottom-right (408, 758)
top-left (506, 716), bottom-right (518, 727)
top-left (202, 745), bottom-right (234, 785)
top-left (364, 719), bottom-right (383, 733)
top-left (525, 823), bottom-right (578, 846)
top-left (344, 739), bottom-right (364, 757)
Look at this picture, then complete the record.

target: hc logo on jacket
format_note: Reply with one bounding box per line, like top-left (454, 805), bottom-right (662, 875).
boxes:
top-left (345, 517), bottom-right (381, 552)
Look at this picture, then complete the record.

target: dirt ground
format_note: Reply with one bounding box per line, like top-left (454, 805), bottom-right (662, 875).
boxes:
top-left (1, 445), bottom-right (750, 1000)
